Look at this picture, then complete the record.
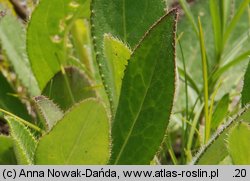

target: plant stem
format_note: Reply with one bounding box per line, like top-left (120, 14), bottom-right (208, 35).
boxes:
top-left (166, 136), bottom-right (178, 165)
top-left (198, 17), bottom-right (210, 144)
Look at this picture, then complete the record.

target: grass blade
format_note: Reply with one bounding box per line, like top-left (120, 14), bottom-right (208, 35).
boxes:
top-left (179, 0), bottom-right (199, 36)
top-left (223, 0), bottom-right (250, 46)
top-left (209, 0), bottom-right (223, 59)
top-left (198, 17), bottom-right (210, 143)
top-left (228, 122), bottom-right (250, 164)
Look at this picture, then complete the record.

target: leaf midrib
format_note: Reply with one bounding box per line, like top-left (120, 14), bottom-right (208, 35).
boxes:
top-left (64, 103), bottom-right (93, 164)
top-left (114, 46), bottom-right (162, 164)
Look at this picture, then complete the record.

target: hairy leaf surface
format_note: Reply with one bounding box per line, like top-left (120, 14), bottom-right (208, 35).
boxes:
top-left (35, 98), bottom-right (110, 164)
top-left (103, 34), bottom-right (131, 109)
top-left (6, 117), bottom-right (37, 165)
top-left (91, 0), bottom-right (166, 111)
top-left (193, 105), bottom-right (250, 164)
top-left (228, 122), bottom-right (250, 164)
top-left (110, 10), bottom-right (177, 165)
top-left (34, 96), bottom-right (64, 132)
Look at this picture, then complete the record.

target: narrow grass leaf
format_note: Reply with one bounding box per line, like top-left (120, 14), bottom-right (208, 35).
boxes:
top-left (223, 0), bottom-right (250, 46)
top-left (35, 98), bottom-right (110, 164)
top-left (198, 17), bottom-right (210, 143)
top-left (220, 0), bottom-right (231, 31)
top-left (110, 10), bottom-right (177, 165)
top-left (178, 67), bottom-right (200, 95)
top-left (212, 50), bottom-right (250, 82)
top-left (179, 0), bottom-right (198, 36)
top-left (209, 0), bottom-right (222, 58)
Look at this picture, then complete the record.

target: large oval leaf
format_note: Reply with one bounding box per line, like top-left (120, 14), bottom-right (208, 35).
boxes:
top-left (91, 0), bottom-right (166, 111)
top-left (35, 98), bottom-right (110, 164)
top-left (27, 0), bottom-right (88, 90)
top-left (110, 10), bottom-right (177, 165)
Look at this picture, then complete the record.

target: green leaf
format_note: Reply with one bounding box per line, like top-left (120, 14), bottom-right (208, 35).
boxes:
top-left (0, 5), bottom-right (40, 96)
top-left (223, 0), bottom-right (250, 46)
top-left (6, 117), bottom-right (37, 165)
top-left (178, 0), bottom-right (198, 36)
top-left (209, 0), bottom-right (222, 57)
top-left (91, 0), bottom-right (166, 111)
top-left (228, 122), bottom-right (250, 164)
top-left (211, 94), bottom-right (229, 130)
top-left (103, 34), bottom-right (131, 109)
top-left (0, 135), bottom-right (17, 165)
top-left (0, 72), bottom-right (32, 121)
top-left (35, 98), bottom-right (110, 164)
top-left (34, 96), bottom-right (64, 132)
top-left (192, 104), bottom-right (250, 165)
top-left (198, 17), bottom-right (210, 143)
top-left (27, 0), bottom-right (88, 90)
top-left (242, 61), bottom-right (250, 105)
top-left (110, 10), bottom-right (177, 165)
top-left (42, 67), bottom-right (96, 111)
